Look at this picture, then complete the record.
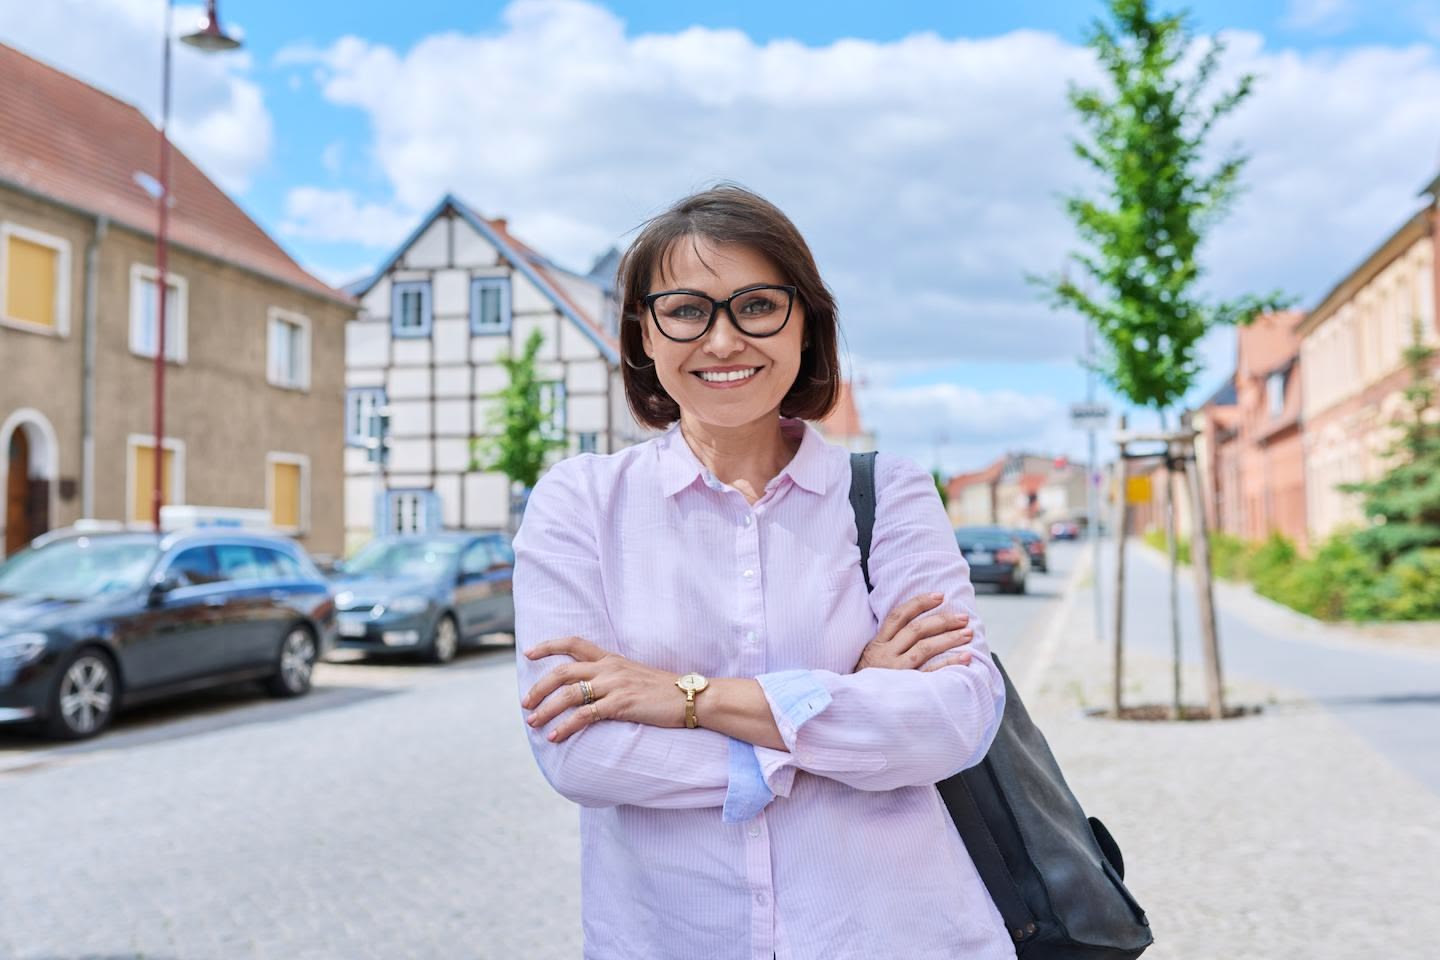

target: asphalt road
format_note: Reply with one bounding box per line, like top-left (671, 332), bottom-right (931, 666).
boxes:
top-left (0, 551), bottom-right (1073, 959)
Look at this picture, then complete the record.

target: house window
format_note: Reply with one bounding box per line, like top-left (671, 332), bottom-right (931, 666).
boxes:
top-left (1, 223), bottom-right (70, 335)
top-left (1266, 371), bottom-right (1286, 417)
top-left (267, 453), bottom-right (309, 533)
top-left (267, 308), bottom-right (311, 390)
top-left (538, 381), bottom-right (566, 442)
top-left (578, 432), bottom-right (599, 454)
top-left (129, 264), bottom-right (187, 362)
top-left (470, 276), bottom-right (512, 335)
top-left (384, 489), bottom-right (439, 535)
top-left (345, 388), bottom-right (387, 447)
top-left (126, 435), bottom-right (185, 525)
top-left (391, 281), bottom-right (432, 338)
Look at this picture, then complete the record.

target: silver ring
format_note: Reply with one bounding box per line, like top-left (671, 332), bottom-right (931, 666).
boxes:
top-left (578, 679), bottom-right (595, 706)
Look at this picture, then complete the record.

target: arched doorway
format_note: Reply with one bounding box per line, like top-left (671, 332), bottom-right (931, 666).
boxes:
top-left (2, 412), bottom-right (56, 557)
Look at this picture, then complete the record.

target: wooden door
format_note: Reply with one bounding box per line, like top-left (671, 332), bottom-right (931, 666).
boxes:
top-left (5, 429), bottom-right (30, 556)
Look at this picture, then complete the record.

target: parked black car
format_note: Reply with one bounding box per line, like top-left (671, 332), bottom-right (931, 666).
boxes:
top-left (329, 532), bottom-right (515, 664)
top-left (955, 526), bottom-right (1030, 594)
top-left (1010, 528), bottom-right (1048, 573)
top-left (0, 528), bottom-right (336, 740)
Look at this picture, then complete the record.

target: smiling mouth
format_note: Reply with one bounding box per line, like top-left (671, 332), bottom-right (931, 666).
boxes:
top-left (694, 367), bottom-right (762, 384)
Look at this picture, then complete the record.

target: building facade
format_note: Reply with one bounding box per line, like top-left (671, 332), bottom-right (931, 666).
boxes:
top-left (344, 196), bottom-right (645, 547)
top-left (1299, 190), bottom-right (1439, 542)
top-left (1233, 310), bottom-right (1309, 547)
top-left (0, 43), bottom-right (353, 558)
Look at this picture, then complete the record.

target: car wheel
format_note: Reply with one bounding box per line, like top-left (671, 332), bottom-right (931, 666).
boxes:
top-left (266, 626), bottom-right (317, 698)
top-left (425, 614), bottom-right (459, 665)
top-left (45, 648), bottom-right (119, 741)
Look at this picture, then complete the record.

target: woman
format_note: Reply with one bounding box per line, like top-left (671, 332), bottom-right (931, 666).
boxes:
top-left (515, 185), bottom-right (1012, 959)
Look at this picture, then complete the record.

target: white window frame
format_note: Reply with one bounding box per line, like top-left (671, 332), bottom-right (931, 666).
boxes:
top-left (470, 276), bottom-right (512, 335)
top-left (345, 387), bottom-right (387, 447)
top-left (266, 451), bottom-right (310, 535)
top-left (124, 434), bottom-right (186, 526)
top-left (1266, 370), bottom-right (1286, 418)
top-left (538, 381), bottom-right (567, 443)
top-left (267, 307), bottom-right (312, 391)
top-left (578, 431), bottom-right (599, 454)
top-left (385, 488), bottom-right (438, 535)
top-left (0, 222), bottom-right (72, 337)
top-left (129, 263), bottom-right (188, 363)
top-left (391, 280), bottom-right (432, 339)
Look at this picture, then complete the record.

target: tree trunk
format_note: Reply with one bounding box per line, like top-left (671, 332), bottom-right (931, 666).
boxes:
top-left (1111, 417), bottom-right (1129, 717)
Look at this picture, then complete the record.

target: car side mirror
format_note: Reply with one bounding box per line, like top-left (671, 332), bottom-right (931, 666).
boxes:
top-left (148, 575), bottom-right (181, 606)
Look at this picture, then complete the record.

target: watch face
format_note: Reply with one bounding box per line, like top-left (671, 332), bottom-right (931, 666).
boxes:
top-left (677, 673), bottom-right (708, 693)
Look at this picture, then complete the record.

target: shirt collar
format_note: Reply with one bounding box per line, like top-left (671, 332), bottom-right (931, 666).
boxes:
top-left (656, 418), bottom-right (830, 499)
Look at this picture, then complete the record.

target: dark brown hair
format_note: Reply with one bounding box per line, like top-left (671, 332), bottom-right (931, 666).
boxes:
top-left (617, 184), bottom-right (840, 429)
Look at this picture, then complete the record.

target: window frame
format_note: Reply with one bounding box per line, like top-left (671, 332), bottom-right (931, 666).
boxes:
top-left (538, 381), bottom-right (567, 443)
top-left (578, 431), bottom-right (599, 454)
top-left (266, 451), bottom-right (310, 535)
top-left (391, 280), bottom-right (432, 339)
top-left (128, 263), bottom-right (189, 363)
top-left (383, 488), bottom-right (439, 536)
top-left (345, 387), bottom-right (387, 447)
top-left (0, 222), bottom-right (71, 337)
top-left (1266, 370), bottom-right (1287, 418)
top-left (469, 276), bottom-right (512, 336)
top-left (125, 434), bottom-right (186, 526)
top-left (266, 307), bottom-right (312, 392)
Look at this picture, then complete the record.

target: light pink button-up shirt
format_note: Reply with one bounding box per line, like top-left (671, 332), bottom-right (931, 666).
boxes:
top-left (514, 418), bottom-right (1013, 960)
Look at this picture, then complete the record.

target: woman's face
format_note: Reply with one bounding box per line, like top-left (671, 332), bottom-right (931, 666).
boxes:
top-left (642, 237), bottom-right (805, 432)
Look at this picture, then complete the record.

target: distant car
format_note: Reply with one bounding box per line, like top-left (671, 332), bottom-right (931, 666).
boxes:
top-left (1050, 520), bottom-right (1081, 541)
top-left (0, 528), bottom-right (335, 741)
top-left (1010, 528), bottom-right (1048, 573)
top-left (329, 532), bottom-right (515, 664)
top-left (955, 526), bottom-right (1030, 594)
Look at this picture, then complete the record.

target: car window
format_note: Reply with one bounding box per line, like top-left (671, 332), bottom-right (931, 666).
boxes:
top-left (263, 549), bottom-right (304, 580)
top-left (168, 547), bottom-right (222, 587)
top-left (215, 544), bottom-right (265, 583)
top-left (460, 541), bottom-right (494, 575)
top-left (489, 538), bottom-right (514, 566)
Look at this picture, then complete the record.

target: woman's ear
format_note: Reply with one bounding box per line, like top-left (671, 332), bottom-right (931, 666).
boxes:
top-left (641, 316), bottom-right (655, 360)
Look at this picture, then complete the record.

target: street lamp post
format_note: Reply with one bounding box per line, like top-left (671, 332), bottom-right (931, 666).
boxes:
top-left (151, 0), bottom-right (241, 531)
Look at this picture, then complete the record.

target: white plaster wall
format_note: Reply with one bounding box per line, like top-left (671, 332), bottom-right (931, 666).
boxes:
top-left (474, 365), bottom-right (509, 395)
top-left (346, 368), bottom-right (386, 388)
top-left (388, 368), bottom-right (430, 400)
top-left (435, 473), bottom-right (462, 528)
top-left (389, 399), bottom-right (431, 438)
top-left (514, 313), bottom-right (561, 360)
top-left (454, 219), bottom-right (501, 266)
top-left (534, 361), bottom-right (564, 382)
top-left (403, 217), bottom-right (449, 270)
top-left (435, 399), bottom-right (470, 435)
top-left (433, 318), bottom-right (470, 366)
top-left (388, 439), bottom-right (433, 474)
top-left (434, 366), bottom-right (469, 398)
top-left (435, 439), bottom-right (470, 473)
top-left (361, 277), bottom-right (391, 320)
top-left (384, 473), bottom-right (431, 491)
top-left (567, 360), bottom-right (608, 393)
top-left (345, 475), bottom-right (379, 529)
top-left (472, 399), bottom-right (503, 433)
top-left (511, 273), bottom-right (553, 314)
top-left (464, 472), bottom-right (510, 529)
top-left (568, 394), bottom-right (608, 433)
top-left (347, 322), bottom-right (389, 368)
top-left (344, 448), bottom-right (373, 474)
top-left (393, 339), bottom-right (432, 367)
top-left (433, 269), bottom-right (470, 318)
top-left (470, 337), bottom-right (511, 365)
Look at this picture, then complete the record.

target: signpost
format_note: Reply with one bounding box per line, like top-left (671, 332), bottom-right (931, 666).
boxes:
top-left (1070, 400), bottom-right (1110, 646)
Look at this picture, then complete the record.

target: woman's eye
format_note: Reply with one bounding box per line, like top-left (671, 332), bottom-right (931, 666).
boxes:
top-left (739, 298), bottom-right (777, 315)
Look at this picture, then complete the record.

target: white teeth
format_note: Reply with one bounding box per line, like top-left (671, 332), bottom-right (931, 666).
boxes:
top-left (698, 367), bottom-right (759, 383)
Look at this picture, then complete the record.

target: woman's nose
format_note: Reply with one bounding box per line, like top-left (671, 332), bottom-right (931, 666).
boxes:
top-left (702, 307), bottom-right (745, 357)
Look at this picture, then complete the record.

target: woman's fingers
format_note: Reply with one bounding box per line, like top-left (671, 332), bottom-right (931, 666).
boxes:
top-left (526, 635), bottom-right (607, 663)
top-left (548, 702), bottom-right (605, 743)
top-left (891, 610), bottom-right (970, 657)
top-left (522, 660), bottom-right (601, 713)
top-left (905, 627), bottom-right (975, 669)
top-left (920, 651), bottom-right (975, 673)
top-left (875, 593), bottom-right (945, 645)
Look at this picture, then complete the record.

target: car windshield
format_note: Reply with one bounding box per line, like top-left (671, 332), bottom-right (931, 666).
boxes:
top-left (956, 529), bottom-right (1016, 549)
top-left (343, 539), bottom-right (461, 580)
top-left (0, 537), bottom-right (159, 601)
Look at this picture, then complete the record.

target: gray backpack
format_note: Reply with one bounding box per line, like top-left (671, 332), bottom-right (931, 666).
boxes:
top-left (848, 452), bottom-right (1153, 959)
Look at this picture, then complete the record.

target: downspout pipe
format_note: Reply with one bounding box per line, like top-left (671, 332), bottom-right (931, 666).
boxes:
top-left (82, 215), bottom-right (108, 519)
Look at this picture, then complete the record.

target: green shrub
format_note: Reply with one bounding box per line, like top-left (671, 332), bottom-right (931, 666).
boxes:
top-left (1142, 526), bottom-right (1191, 565)
top-left (1249, 533), bottom-right (1298, 601)
top-left (1372, 549), bottom-right (1440, 621)
top-left (1209, 532), bottom-right (1252, 581)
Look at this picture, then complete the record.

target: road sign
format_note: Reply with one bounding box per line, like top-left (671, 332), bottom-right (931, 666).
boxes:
top-left (1126, 475), bottom-right (1153, 505)
top-left (1070, 402), bottom-right (1111, 430)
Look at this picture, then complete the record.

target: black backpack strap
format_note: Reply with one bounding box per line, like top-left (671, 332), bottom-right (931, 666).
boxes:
top-left (938, 768), bottom-right (1036, 943)
top-left (847, 452), bottom-right (877, 593)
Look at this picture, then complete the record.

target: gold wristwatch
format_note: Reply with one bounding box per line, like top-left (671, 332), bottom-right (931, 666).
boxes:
top-left (675, 672), bottom-right (710, 729)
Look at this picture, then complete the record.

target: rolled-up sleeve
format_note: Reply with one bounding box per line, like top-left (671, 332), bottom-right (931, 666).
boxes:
top-left (515, 461), bottom-right (770, 817)
top-left (751, 454), bottom-right (1005, 792)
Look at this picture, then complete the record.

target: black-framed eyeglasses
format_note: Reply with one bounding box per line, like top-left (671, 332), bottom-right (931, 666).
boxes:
top-left (643, 284), bottom-right (797, 343)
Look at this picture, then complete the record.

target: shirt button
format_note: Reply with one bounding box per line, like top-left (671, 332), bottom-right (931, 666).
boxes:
top-left (745, 630), bottom-right (757, 643)
top-left (748, 824), bottom-right (761, 838)
top-left (743, 514), bottom-right (753, 526)
top-left (742, 569), bottom-right (754, 580)
top-left (755, 892), bottom-right (769, 906)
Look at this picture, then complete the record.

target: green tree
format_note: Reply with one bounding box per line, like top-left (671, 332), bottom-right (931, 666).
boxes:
top-left (933, 469), bottom-right (950, 510)
top-left (1342, 320), bottom-right (1440, 563)
top-left (469, 330), bottom-right (566, 526)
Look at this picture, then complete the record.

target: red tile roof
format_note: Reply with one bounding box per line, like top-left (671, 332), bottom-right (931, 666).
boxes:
top-left (0, 42), bottom-right (346, 304)
top-left (945, 460), bottom-right (1003, 499)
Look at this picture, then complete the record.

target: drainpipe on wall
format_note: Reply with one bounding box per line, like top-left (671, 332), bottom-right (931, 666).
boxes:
top-left (81, 215), bottom-right (108, 519)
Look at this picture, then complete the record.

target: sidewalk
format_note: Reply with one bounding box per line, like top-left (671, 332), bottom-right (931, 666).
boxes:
top-left (1019, 550), bottom-right (1440, 959)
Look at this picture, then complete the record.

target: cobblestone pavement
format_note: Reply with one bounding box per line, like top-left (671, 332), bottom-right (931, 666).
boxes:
top-left (0, 568), bottom-right (1067, 960)
top-left (1027, 548), bottom-right (1440, 960)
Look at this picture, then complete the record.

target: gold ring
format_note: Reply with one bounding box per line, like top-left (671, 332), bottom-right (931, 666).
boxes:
top-left (578, 679), bottom-right (595, 705)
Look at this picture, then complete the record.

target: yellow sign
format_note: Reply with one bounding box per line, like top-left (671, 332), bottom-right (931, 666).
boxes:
top-left (1125, 475), bottom-right (1153, 505)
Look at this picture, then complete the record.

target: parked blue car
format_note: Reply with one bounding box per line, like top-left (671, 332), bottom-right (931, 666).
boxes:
top-left (0, 527), bottom-right (336, 740)
top-left (329, 532), bottom-right (515, 664)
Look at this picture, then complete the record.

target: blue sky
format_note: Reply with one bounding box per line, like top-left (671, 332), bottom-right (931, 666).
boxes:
top-left (5, 0), bottom-right (1438, 471)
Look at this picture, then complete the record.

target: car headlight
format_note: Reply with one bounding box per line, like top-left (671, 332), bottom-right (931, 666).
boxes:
top-left (387, 596), bottom-right (430, 614)
top-left (0, 633), bottom-right (48, 665)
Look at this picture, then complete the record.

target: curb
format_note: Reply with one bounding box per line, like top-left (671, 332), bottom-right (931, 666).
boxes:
top-left (1014, 547), bottom-right (1093, 702)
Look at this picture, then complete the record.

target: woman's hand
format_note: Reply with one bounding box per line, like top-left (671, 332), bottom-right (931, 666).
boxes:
top-left (854, 592), bottom-right (975, 673)
top-left (522, 636), bottom-right (685, 743)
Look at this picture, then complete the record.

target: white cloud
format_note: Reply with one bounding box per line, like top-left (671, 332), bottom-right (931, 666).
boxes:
top-left (0, 0), bottom-right (272, 193)
top-left (278, 0), bottom-right (1440, 391)
top-left (1282, 0), bottom-right (1355, 31)
top-left (279, 187), bottom-right (419, 247)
